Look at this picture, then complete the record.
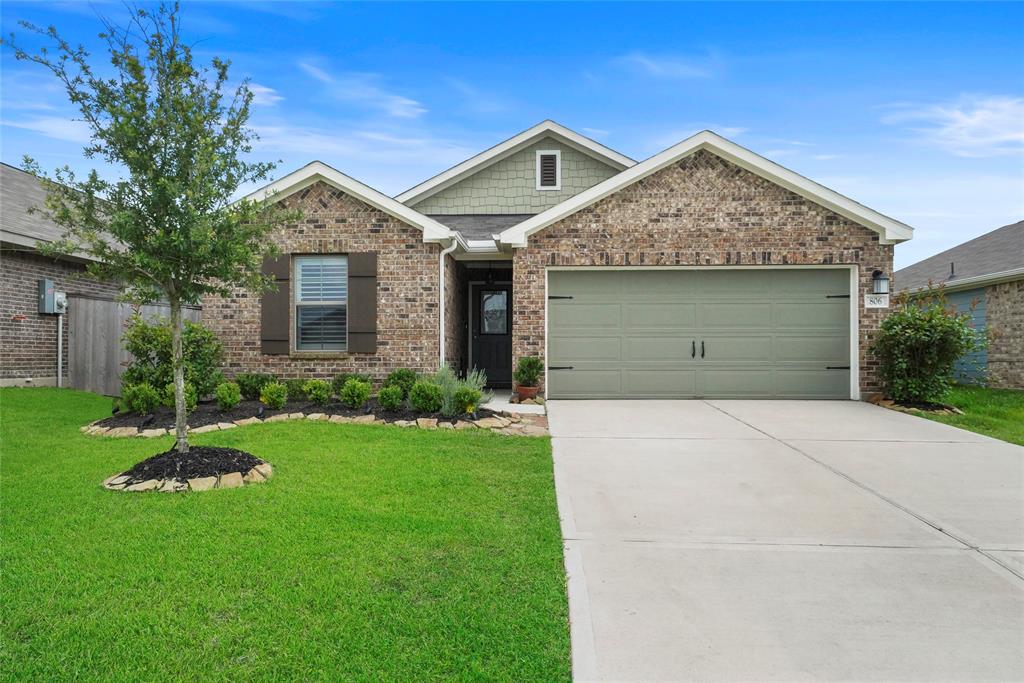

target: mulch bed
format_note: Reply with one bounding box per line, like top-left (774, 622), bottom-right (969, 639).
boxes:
top-left (97, 398), bottom-right (501, 431)
top-left (876, 398), bottom-right (964, 415)
top-left (121, 446), bottom-right (265, 483)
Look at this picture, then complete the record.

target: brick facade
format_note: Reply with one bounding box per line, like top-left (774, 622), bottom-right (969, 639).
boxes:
top-left (202, 182), bottom-right (442, 385)
top-left (1, 249), bottom-right (122, 385)
top-left (985, 280), bottom-right (1024, 389)
top-left (444, 255), bottom-right (468, 373)
top-left (511, 150), bottom-right (893, 396)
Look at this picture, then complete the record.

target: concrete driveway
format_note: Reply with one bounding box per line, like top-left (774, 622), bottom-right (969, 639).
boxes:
top-left (548, 400), bottom-right (1024, 682)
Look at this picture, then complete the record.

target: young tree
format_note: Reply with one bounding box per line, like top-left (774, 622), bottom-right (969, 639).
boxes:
top-left (8, 3), bottom-right (294, 453)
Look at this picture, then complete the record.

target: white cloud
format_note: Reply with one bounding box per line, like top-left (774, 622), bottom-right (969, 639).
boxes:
top-left (581, 127), bottom-right (610, 139)
top-left (248, 83), bottom-right (283, 106)
top-left (298, 61), bottom-right (426, 119)
top-left (882, 95), bottom-right (1024, 157)
top-left (443, 78), bottom-right (510, 114)
top-left (614, 52), bottom-right (717, 79)
top-left (648, 124), bottom-right (747, 152)
top-left (1, 116), bottom-right (92, 144)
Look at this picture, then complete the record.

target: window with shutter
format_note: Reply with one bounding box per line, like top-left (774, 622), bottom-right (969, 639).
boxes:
top-left (536, 150), bottom-right (561, 190)
top-left (294, 256), bottom-right (348, 351)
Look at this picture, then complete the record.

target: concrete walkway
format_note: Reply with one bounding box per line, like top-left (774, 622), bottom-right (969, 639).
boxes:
top-left (549, 400), bottom-right (1024, 682)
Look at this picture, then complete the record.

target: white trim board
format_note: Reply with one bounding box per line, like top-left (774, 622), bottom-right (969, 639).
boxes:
top-left (394, 120), bottom-right (635, 206)
top-left (500, 130), bottom-right (914, 248)
top-left (243, 160), bottom-right (457, 244)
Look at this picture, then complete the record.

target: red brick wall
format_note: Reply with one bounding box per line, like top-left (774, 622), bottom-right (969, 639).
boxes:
top-left (986, 280), bottom-right (1024, 389)
top-left (1, 248), bottom-right (121, 384)
top-left (511, 150), bottom-right (894, 396)
top-left (201, 181), bottom-right (442, 385)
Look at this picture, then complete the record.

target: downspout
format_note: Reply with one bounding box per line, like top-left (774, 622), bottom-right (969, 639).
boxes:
top-left (438, 237), bottom-right (459, 368)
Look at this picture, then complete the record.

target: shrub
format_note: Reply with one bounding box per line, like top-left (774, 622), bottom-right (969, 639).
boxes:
top-left (382, 368), bottom-right (417, 398)
top-left (236, 373), bottom-right (276, 401)
top-left (304, 379), bottom-right (332, 406)
top-left (339, 377), bottom-right (372, 409)
top-left (871, 289), bottom-right (984, 403)
top-left (260, 381), bottom-right (288, 409)
top-left (284, 378), bottom-right (308, 401)
top-left (513, 356), bottom-right (543, 387)
top-left (452, 386), bottom-right (482, 415)
top-left (122, 382), bottom-right (162, 415)
top-left (408, 380), bottom-right (443, 414)
top-left (215, 382), bottom-right (241, 411)
top-left (432, 365), bottom-right (491, 417)
top-left (163, 381), bottom-right (197, 413)
top-left (332, 373), bottom-right (372, 397)
top-left (377, 384), bottom-right (404, 411)
top-left (121, 314), bottom-right (224, 398)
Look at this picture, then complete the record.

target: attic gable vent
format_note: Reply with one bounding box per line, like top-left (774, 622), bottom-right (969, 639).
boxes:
top-left (536, 150), bottom-right (561, 191)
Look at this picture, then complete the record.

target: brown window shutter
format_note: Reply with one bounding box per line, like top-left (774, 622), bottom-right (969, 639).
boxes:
top-left (260, 255), bottom-right (290, 355)
top-left (347, 252), bottom-right (377, 353)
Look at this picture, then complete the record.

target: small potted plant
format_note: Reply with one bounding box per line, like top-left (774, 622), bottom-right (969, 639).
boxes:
top-left (513, 356), bottom-right (543, 401)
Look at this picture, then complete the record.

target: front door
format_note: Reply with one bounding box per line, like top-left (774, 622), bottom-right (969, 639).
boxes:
top-left (471, 284), bottom-right (513, 387)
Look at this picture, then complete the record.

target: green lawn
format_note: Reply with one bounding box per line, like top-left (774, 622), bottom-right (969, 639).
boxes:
top-left (0, 388), bottom-right (570, 681)
top-left (913, 384), bottom-right (1024, 446)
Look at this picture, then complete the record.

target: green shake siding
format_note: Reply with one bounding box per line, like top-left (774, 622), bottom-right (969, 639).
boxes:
top-left (547, 269), bottom-right (851, 399)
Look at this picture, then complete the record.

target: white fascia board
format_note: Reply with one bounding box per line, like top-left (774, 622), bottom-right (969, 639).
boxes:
top-left (394, 120), bottom-right (636, 205)
top-left (499, 130), bottom-right (915, 248)
top-left (901, 266), bottom-right (1024, 295)
top-left (243, 161), bottom-right (457, 243)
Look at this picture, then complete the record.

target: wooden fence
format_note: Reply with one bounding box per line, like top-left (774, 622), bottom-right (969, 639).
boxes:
top-left (67, 295), bottom-right (201, 396)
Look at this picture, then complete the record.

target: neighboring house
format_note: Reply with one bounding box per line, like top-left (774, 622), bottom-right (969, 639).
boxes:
top-left (0, 163), bottom-right (122, 387)
top-left (896, 221), bottom-right (1023, 389)
top-left (204, 120), bottom-right (914, 400)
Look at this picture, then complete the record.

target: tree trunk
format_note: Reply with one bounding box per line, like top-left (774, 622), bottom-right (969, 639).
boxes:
top-left (170, 297), bottom-right (189, 454)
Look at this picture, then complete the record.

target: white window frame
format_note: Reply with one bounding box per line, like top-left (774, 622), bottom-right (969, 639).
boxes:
top-left (294, 255), bottom-right (348, 352)
top-left (535, 149), bottom-right (562, 191)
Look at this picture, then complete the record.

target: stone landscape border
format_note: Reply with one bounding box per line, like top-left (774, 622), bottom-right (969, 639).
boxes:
top-left (103, 462), bottom-right (273, 493)
top-left (81, 411), bottom-right (550, 438)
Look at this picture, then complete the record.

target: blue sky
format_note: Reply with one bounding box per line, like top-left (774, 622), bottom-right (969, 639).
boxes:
top-left (2, 1), bottom-right (1022, 268)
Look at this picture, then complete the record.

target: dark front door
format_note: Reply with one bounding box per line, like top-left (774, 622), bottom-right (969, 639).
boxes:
top-left (472, 284), bottom-right (512, 387)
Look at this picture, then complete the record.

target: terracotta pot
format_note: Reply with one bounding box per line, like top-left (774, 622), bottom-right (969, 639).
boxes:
top-left (515, 384), bottom-right (541, 400)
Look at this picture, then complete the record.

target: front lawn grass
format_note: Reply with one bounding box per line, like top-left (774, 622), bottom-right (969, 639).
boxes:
top-left (914, 384), bottom-right (1024, 446)
top-left (0, 388), bottom-right (569, 681)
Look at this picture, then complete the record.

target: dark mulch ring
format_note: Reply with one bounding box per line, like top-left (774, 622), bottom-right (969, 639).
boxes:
top-left (97, 397), bottom-right (501, 431)
top-left (121, 446), bottom-right (265, 484)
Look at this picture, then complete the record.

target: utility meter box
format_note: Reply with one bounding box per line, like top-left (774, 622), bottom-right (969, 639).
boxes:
top-left (38, 280), bottom-right (67, 314)
top-left (38, 279), bottom-right (56, 314)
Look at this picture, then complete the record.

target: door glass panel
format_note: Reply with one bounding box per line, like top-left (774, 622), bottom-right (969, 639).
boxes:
top-left (480, 290), bottom-right (508, 335)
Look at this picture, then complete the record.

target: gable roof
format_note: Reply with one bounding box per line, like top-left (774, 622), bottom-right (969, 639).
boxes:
top-left (498, 130), bottom-right (915, 248)
top-left (244, 161), bottom-right (457, 244)
top-left (0, 162), bottom-right (105, 262)
top-left (394, 120), bottom-right (636, 206)
top-left (895, 220), bottom-right (1023, 293)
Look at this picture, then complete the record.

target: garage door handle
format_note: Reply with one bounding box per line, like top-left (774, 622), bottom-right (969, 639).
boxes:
top-left (691, 340), bottom-right (696, 358)
top-left (701, 341), bottom-right (705, 358)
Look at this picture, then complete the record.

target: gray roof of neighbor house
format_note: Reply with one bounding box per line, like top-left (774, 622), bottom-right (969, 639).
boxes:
top-left (427, 214), bottom-right (534, 241)
top-left (0, 162), bottom-right (71, 250)
top-left (895, 220), bottom-right (1024, 292)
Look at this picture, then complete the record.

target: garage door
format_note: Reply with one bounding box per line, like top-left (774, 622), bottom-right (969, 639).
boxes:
top-left (547, 269), bottom-right (851, 399)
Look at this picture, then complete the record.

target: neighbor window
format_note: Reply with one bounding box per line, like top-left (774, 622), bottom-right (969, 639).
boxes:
top-left (536, 150), bottom-right (561, 190)
top-left (294, 255), bottom-right (347, 351)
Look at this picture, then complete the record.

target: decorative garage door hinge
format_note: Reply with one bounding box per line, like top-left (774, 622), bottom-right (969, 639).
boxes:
top-left (548, 295), bottom-right (574, 300)
top-left (825, 294), bottom-right (851, 299)
top-left (548, 366), bottom-right (574, 370)
top-left (826, 366), bottom-right (851, 370)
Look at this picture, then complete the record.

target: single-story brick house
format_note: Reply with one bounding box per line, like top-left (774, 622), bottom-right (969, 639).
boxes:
top-left (204, 121), bottom-right (914, 400)
top-left (0, 163), bottom-right (123, 387)
top-left (896, 220), bottom-right (1023, 389)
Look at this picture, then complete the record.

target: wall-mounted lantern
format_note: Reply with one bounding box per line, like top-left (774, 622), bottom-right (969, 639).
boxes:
top-left (872, 270), bottom-right (890, 295)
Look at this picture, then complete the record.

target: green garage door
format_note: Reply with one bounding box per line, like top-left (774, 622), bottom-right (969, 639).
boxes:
top-left (547, 269), bottom-right (851, 399)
